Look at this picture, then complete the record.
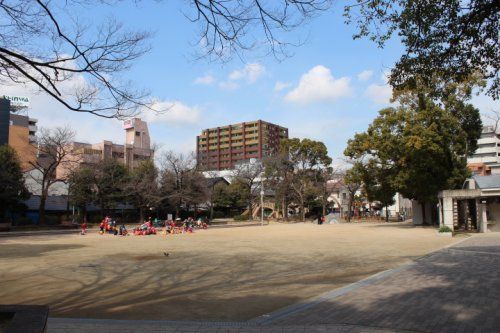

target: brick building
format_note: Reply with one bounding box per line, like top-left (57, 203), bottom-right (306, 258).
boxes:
top-left (196, 120), bottom-right (288, 171)
top-left (8, 113), bottom-right (38, 169)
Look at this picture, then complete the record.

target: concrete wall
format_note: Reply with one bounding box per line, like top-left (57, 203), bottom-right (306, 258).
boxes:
top-left (439, 197), bottom-right (454, 229)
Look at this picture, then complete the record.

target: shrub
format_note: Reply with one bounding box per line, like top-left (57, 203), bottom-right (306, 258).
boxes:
top-left (89, 215), bottom-right (103, 224)
top-left (44, 215), bottom-right (61, 225)
top-left (439, 225), bottom-right (453, 233)
top-left (14, 216), bottom-right (34, 226)
top-left (233, 214), bottom-right (249, 221)
top-left (213, 211), bottom-right (225, 219)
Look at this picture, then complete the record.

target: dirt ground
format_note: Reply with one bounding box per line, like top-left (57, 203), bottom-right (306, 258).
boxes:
top-left (0, 222), bottom-right (459, 321)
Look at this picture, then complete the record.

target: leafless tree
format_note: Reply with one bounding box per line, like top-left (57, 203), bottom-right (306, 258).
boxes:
top-left (317, 165), bottom-right (343, 216)
top-left (190, 0), bottom-right (331, 60)
top-left (202, 168), bottom-right (224, 220)
top-left (263, 153), bottom-right (294, 220)
top-left (484, 109), bottom-right (500, 132)
top-left (0, 1), bottom-right (332, 117)
top-left (27, 126), bottom-right (78, 224)
top-left (159, 151), bottom-right (207, 217)
top-left (0, 1), bottom-right (152, 118)
top-left (231, 159), bottom-right (264, 217)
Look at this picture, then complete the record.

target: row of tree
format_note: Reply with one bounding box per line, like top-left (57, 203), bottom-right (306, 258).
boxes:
top-left (68, 152), bottom-right (209, 222)
top-left (68, 137), bottom-right (339, 222)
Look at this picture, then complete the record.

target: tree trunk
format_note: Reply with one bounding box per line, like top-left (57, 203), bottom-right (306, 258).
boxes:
top-left (322, 197), bottom-right (327, 217)
top-left (39, 194), bottom-right (47, 225)
top-left (300, 197), bottom-right (305, 221)
top-left (139, 207), bottom-right (144, 223)
top-left (385, 204), bottom-right (389, 222)
top-left (209, 203), bottom-right (214, 221)
top-left (283, 197), bottom-right (288, 220)
top-left (347, 196), bottom-right (353, 222)
top-left (421, 202), bottom-right (427, 226)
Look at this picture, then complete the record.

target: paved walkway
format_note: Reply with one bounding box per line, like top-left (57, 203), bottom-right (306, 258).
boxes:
top-left (264, 234), bottom-right (500, 333)
top-left (48, 233), bottom-right (500, 333)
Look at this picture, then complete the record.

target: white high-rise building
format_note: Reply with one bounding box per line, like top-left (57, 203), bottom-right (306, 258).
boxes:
top-left (468, 126), bottom-right (500, 174)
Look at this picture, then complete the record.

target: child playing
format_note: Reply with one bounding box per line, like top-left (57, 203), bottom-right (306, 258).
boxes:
top-left (81, 221), bottom-right (87, 235)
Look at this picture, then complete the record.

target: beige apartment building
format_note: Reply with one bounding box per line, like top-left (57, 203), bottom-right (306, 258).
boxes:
top-left (196, 120), bottom-right (288, 171)
top-left (56, 118), bottom-right (154, 179)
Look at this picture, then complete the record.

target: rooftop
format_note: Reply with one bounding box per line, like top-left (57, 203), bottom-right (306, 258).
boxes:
top-left (472, 174), bottom-right (500, 189)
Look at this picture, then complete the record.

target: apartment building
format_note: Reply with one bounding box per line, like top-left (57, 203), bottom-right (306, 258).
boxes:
top-left (8, 113), bottom-right (38, 169)
top-left (196, 120), bottom-right (288, 171)
top-left (468, 125), bottom-right (500, 174)
top-left (55, 118), bottom-right (154, 179)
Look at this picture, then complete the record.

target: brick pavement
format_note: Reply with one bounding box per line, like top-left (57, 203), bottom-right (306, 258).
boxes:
top-left (266, 234), bottom-right (500, 333)
top-left (47, 233), bottom-right (500, 333)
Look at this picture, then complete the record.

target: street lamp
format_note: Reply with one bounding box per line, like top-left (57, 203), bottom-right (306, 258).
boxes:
top-left (260, 173), bottom-right (265, 226)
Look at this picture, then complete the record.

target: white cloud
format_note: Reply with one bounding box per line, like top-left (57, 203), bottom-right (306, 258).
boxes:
top-left (228, 63), bottom-right (266, 83)
top-left (380, 69), bottom-right (391, 83)
top-left (274, 81), bottom-right (292, 92)
top-left (365, 84), bottom-right (393, 105)
top-left (1, 76), bottom-right (125, 144)
top-left (141, 100), bottom-right (201, 125)
top-left (194, 74), bottom-right (215, 85)
top-left (284, 65), bottom-right (352, 105)
top-left (218, 81), bottom-right (240, 90)
top-left (357, 70), bottom-right (373, 81)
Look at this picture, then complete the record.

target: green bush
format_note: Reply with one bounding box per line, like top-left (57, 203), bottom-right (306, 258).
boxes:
top-left (89, 215), bottom-right (102, 224)
top-left (213, 211), bottom-right (225, 219)
top-left (438, 225), bottom-right (453, 233)
top-left (44, 215), bottom-right (61, 225)
top-left (14, 216), bottom-right (34, 226)
top-left (233, 214), bottom-right (249, 221)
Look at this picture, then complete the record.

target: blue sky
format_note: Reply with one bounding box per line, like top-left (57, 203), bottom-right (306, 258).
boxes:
top-left (6, 1), bottom-right (499, 163)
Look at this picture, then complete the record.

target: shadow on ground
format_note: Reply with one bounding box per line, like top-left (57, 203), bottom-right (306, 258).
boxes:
top-left (272, 243), bottom-right (500, 333)
top-left (4, 252), bottom-right (398, 321)
top-left (0, 243), bottom-right (86, 259)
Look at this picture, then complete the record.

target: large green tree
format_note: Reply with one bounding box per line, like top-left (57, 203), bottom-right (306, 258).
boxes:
top-left (345, 95), bottom-right (471, 224)
top-left (361, 160), bottom-right (396, 222)
top-left (345, 0), bottom-right (499, 99)
top-left (0, 145), bottom-right (29, 219)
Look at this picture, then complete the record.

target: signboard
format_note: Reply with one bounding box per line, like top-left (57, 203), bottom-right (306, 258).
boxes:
top-left (2, 95), bottom-right (30, 107)
top-left (123, 119), bottom-right (135, 129)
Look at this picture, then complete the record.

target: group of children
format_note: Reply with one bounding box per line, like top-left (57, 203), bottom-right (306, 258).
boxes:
top-left (80, 216), bottom-right (209, 237)
top-left (133, 219), bottom-right (158, 235)
top-left (164, 217), bottom-right (208, 235)
top-left (98, 216), bottom-right (128, 236)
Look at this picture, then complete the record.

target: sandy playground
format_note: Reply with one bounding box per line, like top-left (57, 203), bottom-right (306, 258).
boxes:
top-left (0, 222), bottom-right (459, 321)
